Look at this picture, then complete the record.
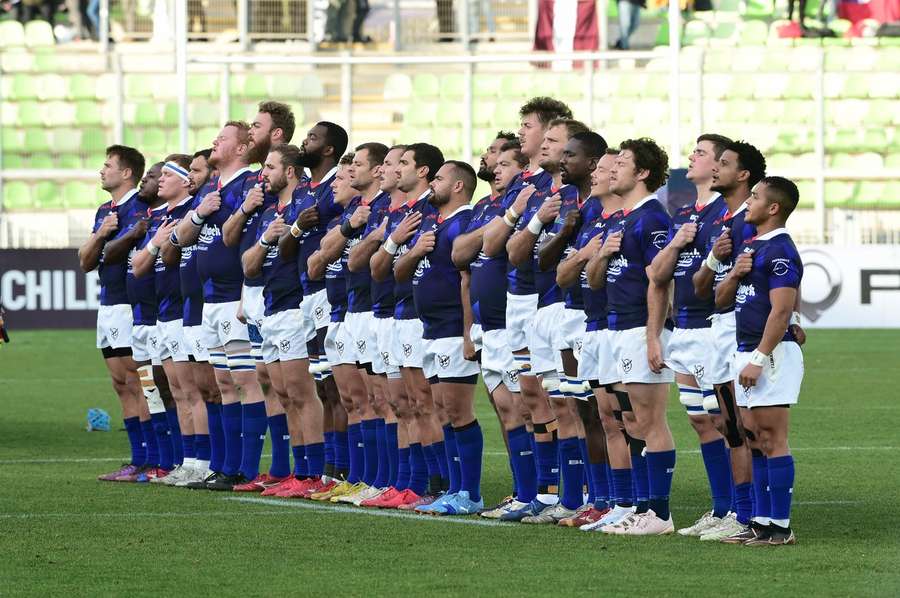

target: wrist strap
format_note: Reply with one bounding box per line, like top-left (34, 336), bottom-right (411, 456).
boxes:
top-left (704, 251), bottom-right (721, 272)
top-left (749, 349), bottom-right (768, 368)
top-left (168, 231), bottom-right (180, 247)
top-left (526, 214), bottom-right (544, 235)
top-left (290, 223), bottom-right (302, 238)
top-left (259, 237), bottom-right (275, 248)
top-left (383, 237), bottom-right (399, 255)
top-left (790, 311), bottom-right (801, 327)
top-left (240, 204), bottom-right (252, 216)
top-left (191, 212), bottom-right (205, 226)
top-left (147, 241), bottom-right (160, 256)
top-left (502, 211), bottom-right (517, 228)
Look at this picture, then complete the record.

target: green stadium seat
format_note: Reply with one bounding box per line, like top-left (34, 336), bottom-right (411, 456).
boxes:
top-left (150, 75), bottom-right (178, 100)
top-left (132, 102), bottom-right (162, 126)
top-left (82, 128), bottom-right (110, 153)
top-left (32, 181), bottom-right (63, 209)
top-left (32, 48), bottom-right (59, 71)
top-left (187, 74), bottom-right (219, 99)
top-left (742, 0), bottom-right (774, 17)
top-left (189, 102), bottom-right (221, 127)
top-left (775, 128), bottom-right (812, 152)
top-left (434, 128), bottom-right (462, 156)
top-left (68, 75), bottom-right (98, 100)
top-left (824, 181), bottom-right (856, 208)
top-left (57, 154), bottom-right (82, 169)
top-left (829, 128), bottom-right (861, 152)
top-left (53, 128), bottom-right (82, 154)
top-left (853, 181), bottom-right (886, 208)
top-left (75, 101), bottom-right (104, 126)
top-left (473, 73), bottom-right (501, 98)
top-left (683, 21), bottom-right (711, 46)
top-left (882, 182), bottom-right (900, 208)
top-left (499, 74), bottom-right (532, 98)
top-left (710, 22), bottom-right (738, 45)
top-left (30, 154), bottom-right (54, 169)
top-left (783, 75), bottom-right (814, 100)
top-left (229, 101), bottom-right (254, 121)
top-left (11, 73), bottom-right (39, 100)
top-left (885, 153), bottom-right (900, 169)
top-left (86, 152), bottom-right (107, 168)
top-left (754, 74), bottom-right (789, 99)
top-left (45, 101), bottom-right (76, 126)
top-left (472, 102), bottom-right (496, 127)
top-left (876, 48), bottom-right (900, 70)
top-left (2, 182), bottom-right (32, 210)
top-left (766, 152), bottom-right (793, 169)
top-left (2, 127), bottom-right (23, 151)
top-left (63, 181), bottom-right (99, 208)
top-left (0, 20), bottom-right (26, 48)
top-left (860, 129), bottom-right (889, 151)
top-left (17, 102), bottom-right (44, 127)
top-left (383, 73), bottom-right (413, 100)
top-left (437, 101), bottom-right (463, 126)
top-left (738, 20), bottom-right (769, 45)
top-left (123, 128), bottom-right (139, 147)
top-left (269, 76), bottom-right (303, 98)
top-left (142, 129), bottom-right (169, 155)
top-left (23, 20), bottom-right (55, 48)
top-left (196, 127), bottom-right (220, 147)
top-left (830, 152), bottom-right (883, 170)
top-left (3, 155), bottom-right (25, 168)
top-left (781, 100), bottom-right (813, 124)
top-left (654, 19), bottom-right (669, 46)
top-left (162, 103), bottom-right (180, 127)
top-left (843, 73), bottom-right (870, 99)
top-left (617, 72), bottom-right (649, 98)
top-left (412, 74), bottom-right (440, 98)
top-left (794, 181), bottom-right (815, 209)
top-left (1, 50), bottom-right (34, 71)
top-left (867, 73), bottom-right (899, 99)
top-left (230, 74), bottom-right (268, 99)
top-left (406, 102), bottom-right (438, 127)
top-left (440, 73), bottom-right (465, 99)
top-left (125, 75), bottom-right (155, 98)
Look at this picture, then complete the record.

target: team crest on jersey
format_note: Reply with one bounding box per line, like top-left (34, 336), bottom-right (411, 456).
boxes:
top-left (280, 340), bottom-right (291, 353)
top-left (402, 343), bottom-right (412, 357)
top-left (221, 321), bottom-right (232, 334)
top-left (110, 327), bottom-right (119, 340)
top-left (315, 306), bottom-right (325, 320)
top-left (336, 340), bottom-right (344, 354)
top-left (574, 340), bottom-right (583, 354)
top-left (438, 354), bottom-right (451, 369)
top-left (356, 340), bottom-right (366, 352)
top-left (736, 283), bottom-right (756, 304)
top-left (507, 369), bottom-right (519, 384)
top-left (693, 364), bottom-right (705, 381)
top-left (650, 230), bottom-right (669, 250)
top-left (771, 258), bottom-right (791, 277)
top-left (621, 358), bottom-right (632, 373)
top-left (170, 340), bottom-right (179, 353)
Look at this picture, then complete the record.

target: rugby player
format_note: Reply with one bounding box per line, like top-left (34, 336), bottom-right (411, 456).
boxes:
top-left (394, 160), bottom-right (482, 515)
top-left (714, 176), bottom-right (804, 546)
top-left (586, 138), bottom-right (676, 535)
top-left (648, 134), bottom-right (735, 537)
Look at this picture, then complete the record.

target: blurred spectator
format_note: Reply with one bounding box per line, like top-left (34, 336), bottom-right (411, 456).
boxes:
top-left (470, 0), bottom-right (496, 38)
top-left (437, 0), bottom-right (455, 40)
top-left (7, 0), bottom-right (56, 23)
top-left (615, 0), bottom-right (644, 49)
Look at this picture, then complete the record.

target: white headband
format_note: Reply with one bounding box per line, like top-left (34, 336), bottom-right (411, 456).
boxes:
top-left (163, 161), bottom-right (190, 181)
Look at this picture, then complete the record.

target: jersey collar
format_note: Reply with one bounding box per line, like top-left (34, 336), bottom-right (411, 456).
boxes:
top-left (217, 167), bottom-right (253, 190)
top-left (523, 167), bottom-right (544, 180)
top-left (755, 227), bottom-right (789, 241)
top-left (623, 193), bottom-right (658, 216)
top-left (310, 166), bottom-right (338, 189)
top-left (113, 188), bottom-right (139, 208)
top-left (695, 191), bottom-right (721, 212)
top-left (168, 194), bottom-right (193, 211)
top-left (437, 203), bottom-right (473, 224)
top-left (726, 201), bottom-right (748, 220)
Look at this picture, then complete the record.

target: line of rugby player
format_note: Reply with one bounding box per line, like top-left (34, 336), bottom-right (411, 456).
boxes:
top-left (82, 96), bottom-right (805, 545)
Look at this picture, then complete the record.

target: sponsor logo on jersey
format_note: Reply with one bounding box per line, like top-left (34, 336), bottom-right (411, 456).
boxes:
top-left (607, 255), bottom-right (629, 278)
top-left (198, 223), bottom-right (221, 245)
top-left (736, 283), bottom-right (756, 304)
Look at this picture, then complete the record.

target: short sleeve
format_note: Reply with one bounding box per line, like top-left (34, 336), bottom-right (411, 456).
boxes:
top-left (766, 245), bottom-right (802, 290)
top-left (640, 211), bottom-right (673, 265)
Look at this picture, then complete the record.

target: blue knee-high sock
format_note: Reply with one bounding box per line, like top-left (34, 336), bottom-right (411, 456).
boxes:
top-left (194, 434), bottom-right (210, 463)
top-left (150, 412), bottom-right (172, 470)
top-left (292, 445), bottom-right (307, 477)
top-left (508, 455), bottom-right (518, 497)
top-left (182, 434), bottom-right (195, 461)
top-left (124, 417), bottom-right (145, 466)
top-left (535, 436), bottom-right (560, 496)
top-left (700, 438), bottom-right (733, 518)
top-left (238, 402), bottom-right (267, 480)
top-left (142, 419), bottom-right (158, 467)
top-left (360, 419), bottom-right (379, 486)
top-left (306, 442), bottom-right (325, 477)
top-left (221, 402), bottom-right (243, 476)
top-left (431, 440), bottom-right (449, 486)
top-left (396, 446), bottom-right (411, 491)
top-left (386, 422), bottom-right (399, 487)
top-left (423, 442), bottom-right (443, 492)
top-left (578, 438), bottom-right (592, 502)
top-left (334, 430), bottom-right (350, 478)
top-left (590, 462), bottom-right (610, 509)
top-left (631, 448), bottom-right (650, 512)
top-left (324, 431), bottom-right (335, 469)
top-left (611, 468), bottom-right (634, 508)
top-left (559, 437), bottom-right (584, 510)
top-left (646, 449), bottom-right (677, 521)
top-left (347, 423), bottom-right (363, 483)
top-left (767, 455), bottom-right (795, 527)
top-left (165, 408), bottom-right (183, 466)
top-left (751, 450), bottom-right (771, 523)
top-left (454, 420), bottom-right (483, 502)
top-left (408, 443), bottom-right (428, 496)
top-left (442, 424), bottom-right (462, 494)
top-left (373, 419), bottom-right (389, 488)
top-left (206, 403), bottom-right (225, 472)
top-left (508, 425), bottom-right (538, 503)
top-left (267, 414), bottom-right (290, 478)
top-left (734, 482), bottom-right (753, 525)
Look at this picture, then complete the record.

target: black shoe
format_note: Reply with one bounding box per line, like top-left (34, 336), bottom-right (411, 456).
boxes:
top-left (765, 524), bottom-right (797, 545)
top-left (352, 34), bottom-right (372, 43)
top-left (185, 470), bottom-right (219, 490)
top-left (205, 472), bottom-right (244, 491)
top-left (743, 522), bottom-right (774, 546)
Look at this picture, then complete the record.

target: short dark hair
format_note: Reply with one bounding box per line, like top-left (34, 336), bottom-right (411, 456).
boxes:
top-left (165, 153), bottom-right (192, 170)
top-left (192, 148), bottom-right (212, 160)
top-left (224, 120), bottom-right (251, 145)
top-left (258, 100), bottom-right (296, 143)
top-left (726, 140), bottom-right (766, 189)
top-left (572, 131), bottom-right (608, 158)
top-left (548, 118), bottom-right (590, 139)
top-left (697, 133), bottom-right (733, 160)
top-left (270, 143), bottom-right (302, 172)
top-left (443, 160), bottom-right (477, 198)
top-left (106, 145), bottom-right (145, 184)
top-left (619, 138), bottom-right (670, 192)
top-left (604, 147), bottom-right (620, 156)
top-left (494, 130), bottom-right (517, 142)
top-left (762, 176), bottom-right (799, 219)
top-left (389, 143), bottom-right (408, 154)
top-left (354, 142), bottom-right (389, 168)
top-left (519, 97), bottom-right (573, 126)
top-left (339, 152), bottom-right (355, 166)
top-left (405, 143), bottom-right (445, 182)
top-left (317, 121), bottom-right (349, 161)
top-left (499, 140), bottom-right (528, 168)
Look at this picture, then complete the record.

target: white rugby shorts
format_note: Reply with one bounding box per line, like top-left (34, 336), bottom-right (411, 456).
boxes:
top-left (389, 318), bottom-right (425, 369)
top-left (242, 284), bottom-right (265, 329)
top-left (157, 319), bottom-right (190, 362)
top-left (131, 323), bottom-right (161, 364)
top-left (260, 309), bottom-right (309, 364)
top-left (200, 300), bottom-right (249, 349)
top-left (707, 311), bottom-right (738, 385)
top-left (665, 327), bottom-right (713, 385)
top-left (578, 328), bottom-right (619, 386)
top-left (422, 336), bottom-right (481, 381)
top-left (529, 302), bottom-right (564, 375)
top-left (734, 342), bottom-right (804, 408)
top-left (372, 316), bottom-right (399, 376)
top-left (183, 325), bottom-right (209, 361)
top-left (609, 326), bottom-right (674, 384)
top-left (505, 292), bottom-right (537, 352)
top-left (471, 324), bottom-right (520, 393)
top-left (324, 320), bottom-right (356, 366)
top-left (343, 310), bottom-right (377, 365)
top-left (300, 288), bottom-right (331, 342)
top-left (96, 304), bottom-right (133, 350)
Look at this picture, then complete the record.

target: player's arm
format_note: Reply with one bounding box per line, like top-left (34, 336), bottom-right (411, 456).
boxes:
top-left (103, 218), bottom-right (148, 265)
top-left (538, 208), bottom-right (580, 272)
top-left (394, 229), bottom-right (434, 283)
top-left (648, 222), bottom-right (694, 285)
top-left (278, 205), bottom-right (319, 261)
top-left (646, 272), bottom-right (671, 374)
top-left (739, 286), bottom-right (797, 388)
top-left (223, 185), bottom-right (264, 247)
top-left (160, 233), bottom-right (181, 267)
top-left (585, 231), bottom-right (622, 290)
top-left (715, 250), bottom-right (752, 309)
top-left (507, 193), bottom-right (561, 267)
top-left (243, 214), bottom-right (286, 279)
top-left (307, 250), bottom-right (326, 280)
top-left (451, 228), bottom-right (486, 269)
top-left (693, 228), bottom-right (732, 299)
top-left (482, 185), bottom-right (535, 257)
top-left (349, 220), bottom-right (387, 273)
top-left (318, 226), bottom-right (350, 265)
top-left (133, 220), bottom-right (177, 278)
top-left (557, 233), bottom-right (600, 288)
top-left (460, 269), bottom-right (476, 361)
top-left (374, 211), bottom-right (422, 282)
top-left (176, 190), bottom-right (222, 247)
top-left (79, 211), bottom-right (120, 272)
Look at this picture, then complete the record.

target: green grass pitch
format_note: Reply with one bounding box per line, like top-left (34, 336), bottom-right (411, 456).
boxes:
top-left (1, 329), bottom-right (898, 596)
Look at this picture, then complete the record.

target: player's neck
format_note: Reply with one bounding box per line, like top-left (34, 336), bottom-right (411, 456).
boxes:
top-left (358, 183), bottom-right (380, 203)
top-left (574, 179), bottom-right (591, 202)
top-left (216, 161), bottom-right (249, 184)
top-left (527, 157), bottom-right (541, 172)
top-left (694, 182), bottom-right (715, 206)
top-left (279, 179), bottom-right (299, 206)
top-left (166, 192), bottom-right (189, 208)
top-left (388, 188), bottom-right (406, 208)
top-left (310, 160), bottom-right (336, 184)
top-left (724, 187), bottom-right (750, 213)
top-left (621, 186), bottom-right (652, 211)
top-left (600, 193), bottom-right (624, 214)
top-left (550, 170), bottom-right (563, 189)
top-left (488, 182), bottom-right (498, 197)
top-left (755, 218), bottom-right (785, 237)
top-left (108, 185), bottom-right (133, 204)
top-left (147, 195), bottom-right (165, 209)
top-left (409, 181), bottom-right (430, 201)
top-left (439, 197), bottom-right (468, 219)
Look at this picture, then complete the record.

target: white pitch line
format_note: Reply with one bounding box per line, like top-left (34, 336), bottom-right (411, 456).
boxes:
top-left (226, 496), bottom-right (509, 527)
top-left (0, 510), bottom-right (317, 520)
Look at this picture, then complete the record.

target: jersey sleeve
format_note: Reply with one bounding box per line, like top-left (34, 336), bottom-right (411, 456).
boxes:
top-left (766, 244), bottom-right (803, 290)
top-left (640, 211), bottom-right (673, 265)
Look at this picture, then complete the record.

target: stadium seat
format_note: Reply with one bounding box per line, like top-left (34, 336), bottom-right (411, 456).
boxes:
top-left (853, 181), bottom-right (886, 208)
top-left (54, 128), bottom-right (83, 154)
top-left (406, 102), bottom-right (438, 127)
top-left (781, 100), bottom-right (813, 124)
top-left (2, 128), bottom-right (23, 151)
top-left (473, 73), bottom-right (502, 98)
top-left (81, 128), bottom-right (110, 153)
top-left (63, 181), bottom-right (99, 208)
top-left (738, 20), bottom-right (769, 45)
top-left (885, 153), bottom-right (900, 169)
top-left (230, 73), bottom-right (268, 99)
top-left (824, 181), bottom-right (855, 208)
top-left (766, 152), bottom-right (793, 169)
top-left (0, 20), bottom-right (26, 48)
top-left (32, 49), bottom-right (59, 72)
top-left (867, 73), bottom-right (899, 100)
top-left (125, 75), bottom-right (155, 99)
top-left (150, 75), bottom-right (179, 100)
top-left (440, 73), bottom-right (465, 99)
top-left (783, 75), bottom-right (814, 100)
top-left (162, 103), bottom-right (180, 126)
top-left (297, 74), bottom-right (326, 99)
top-left (742, 0), bottom-right (774, 17)
top-left (2, 181), bottom-right (33, 210)
top-left (131, 102), bottom-right (162, 126)
top-left (753, 74), bottom-right (790, 99)
top-left (617, 72), bottom-right (649, 98)
top-left (187, 74), bottom-right (219, 99)
top-left (196, 127), bottom-right (220, 147)
top-left (437, 101), bottom-right (463, 126)
top-left (58, 154), bottom-right (82, 169)
top-left (709, 22), bottom-right (738, 46)
top-left (383, 73), bottom-right (412, 100)
top-left (1, 49), bottom-right (34, 72)
top-left (860, 129), bottom-right (889, 151)
top-left (45, 101), bottom-right (76, 126)
top-left (3, 155), bottom-right (25, 168)
top-left (141, 129), bottom-right (169, 155)
top-left (795, 180), bottom-right (815, 209)
top-left (23, 128), bottom-right (51, 153)
top-left (412, 74), bottom-right (440, 98)
top-left (23, 20), bottom-right (55, 48)
top-left (75, 101), bottom-right (105, 126)
top-left (683, 21), bottom-right (711, 46)
top-left (11, 74), bottom-right (39, 100)
top-left (269, 76), bottom-right (303, 99)
top-left (30, 154), bottom-right (54, 169)
top-left (36, 75), bottom-right (67, 101)
top-left (17, 102), bottom-right (44, 127)
top-left (499, 73), bottom-right (532, 99)
top-left (189, 102), bottom-right (221, 127)
top-left (68, 75), bottom-right (99, 101)
top-left (32, 181), bottom-right (63, 209)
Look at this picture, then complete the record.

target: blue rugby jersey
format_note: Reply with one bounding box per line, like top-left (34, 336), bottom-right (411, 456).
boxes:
top-left (669, 195), bottom-right (728, 329)
top-left (323, 209), bottom-right (349, 323)
top-left (466, 193), bottom-right (508, 332)
top-left (734, 229), bottom-right (803, 351)
top-left (193, 168), bottom-right (256, 303)
top-left (254, 191), bottom-right (302, 317)
top-left (576, 208), bottom-right (624, 331)
top-left (126, 203), bottom-right (162, 326)
top-left (238, 171), bottom-right (277, 289)
top-left (411, 204), bottom-right (474, 339)
top-left (500, 168), bottom-right (554, 296)
top-left (292, 167), bottom-right (341, 297)
top-left (153, 197), bottom-right (193, 322)
top-left (706, 202), bottom-right (757, 314)
top-left (179, 182), bottom-right (211, 327)
top-left (605, 195), bottom-right (674, 331)
top-left (549, 191), bottom-right (602, 311)
top-left (346, 191), bottom-right (389, 314)
top-left (93, 189), bottom-right (142, 306)
top-left (384, 190), bottom-right (437, 320)
top-left (364, 192), bottom-right (396, 319)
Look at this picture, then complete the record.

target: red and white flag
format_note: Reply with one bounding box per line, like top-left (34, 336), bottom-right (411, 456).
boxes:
top-left (534, 0), bottom-right (600, 62)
